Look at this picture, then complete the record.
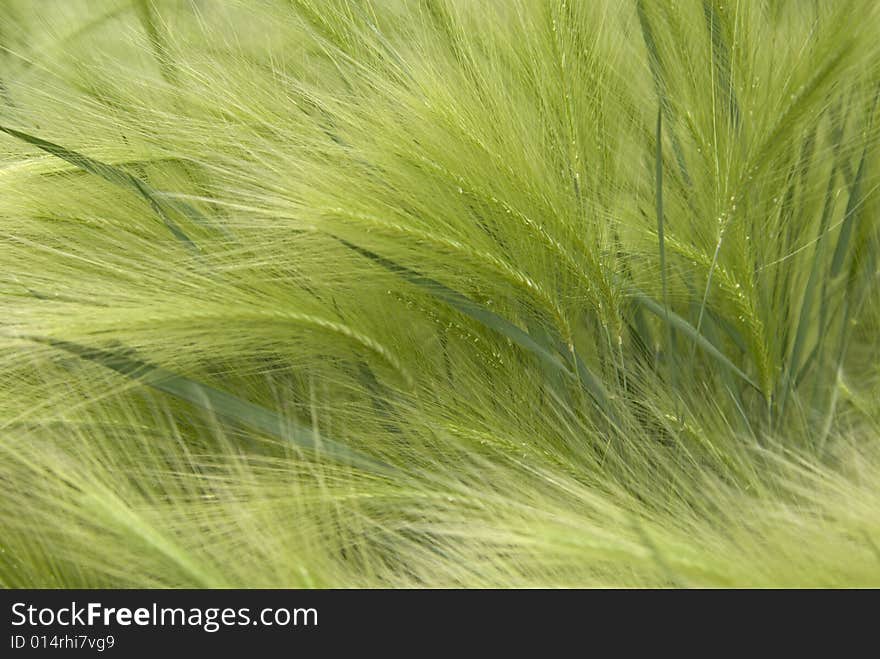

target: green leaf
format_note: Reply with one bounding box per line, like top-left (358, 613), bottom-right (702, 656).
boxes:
top-left (337, 238), bottom-right (618, 422)
top-left (631, 289), bottom-right (761, 392)
top-left (778, 160), bottom-right (839, 420)
top-left (655, 108), bottom-right (677, 396)
top-left (0, 124), bottom-right (204, 250)
top-left (34, 336), bottom-right (393, 475)
top-left (636, 0), bottom-right (691, 186)
top-left (134, 0), bottom-right (179, 87)
top-left (830, 149), bottom-right (868, 278)
top-left (702, 0), bottom-right (740, 128)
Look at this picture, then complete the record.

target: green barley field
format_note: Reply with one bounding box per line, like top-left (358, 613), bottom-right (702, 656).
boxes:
top-left (1, 0), bottom-right (879, 588)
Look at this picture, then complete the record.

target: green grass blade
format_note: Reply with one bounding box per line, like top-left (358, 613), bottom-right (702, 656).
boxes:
top-left (702, 0), bottom-right (740, 128)
top-left (655, 108), bottom-right (677, 396)
top-left (134, 0), bottom-right (179, 87)
top-left (829, 150), bottom-right (868, 278)
top-left (338, 238), bottom-right (568, 372)
top-left (337, 238), bottom-right (618, 419)
top-left (750, 44), bottom-right (852, 175)
top-left (778, 163), bottom-right (839, 420)
top-left (34, 336), bottom-right (392, 475)
top-left (631, 289), bottom-right (760, 392)
top-left (707, 307), bottom-right (748, 354)
top-left (813, 88), bottom-right (879, 406)
top-left (816, 146), bottom-right (869, 376)
top-left (636, 0), bottom-right (666, 114)
top-left (0, 124), bottom-right (202, 250)
top-left (636, 0), bottom-right (691, 186)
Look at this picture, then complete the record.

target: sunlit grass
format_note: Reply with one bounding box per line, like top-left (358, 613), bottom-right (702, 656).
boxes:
top-left (1, 0), bottom-right (878, 587)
